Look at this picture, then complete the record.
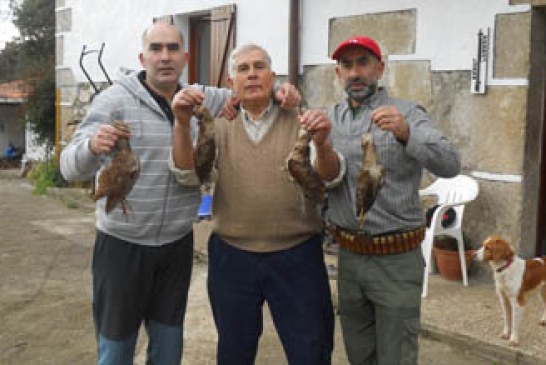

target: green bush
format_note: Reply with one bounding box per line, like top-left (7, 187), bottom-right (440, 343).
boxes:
top-left (27, 160), bottom-right (68, 194)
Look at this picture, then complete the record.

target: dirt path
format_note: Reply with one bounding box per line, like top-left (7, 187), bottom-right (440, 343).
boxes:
top-left (0, 170), bottom-right (96, 364)
top-left (0, 169), bottom-right (501, 365)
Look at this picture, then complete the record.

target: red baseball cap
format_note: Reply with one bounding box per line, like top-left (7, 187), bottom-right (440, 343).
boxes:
top-left (331, 36), bottom-right (382, 61)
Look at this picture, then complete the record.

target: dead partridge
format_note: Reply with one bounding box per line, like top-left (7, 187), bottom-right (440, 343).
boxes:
top-left (93, 121), bottom-right (140, 214)
top-left (193, 105), bottom-right (216, 184)
top-left (286, 128), bottom-right (326, 204)
top-left (356, 132), bottom-right (384, 227)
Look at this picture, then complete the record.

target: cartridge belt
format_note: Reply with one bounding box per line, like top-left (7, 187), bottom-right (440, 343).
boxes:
top-left (331, 225), bottom-right (425, 255)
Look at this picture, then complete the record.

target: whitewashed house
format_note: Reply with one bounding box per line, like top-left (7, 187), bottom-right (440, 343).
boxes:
top-left (55, 0), bottom-right (546, 257)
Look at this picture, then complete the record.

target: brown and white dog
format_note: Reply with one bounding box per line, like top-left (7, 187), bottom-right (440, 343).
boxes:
top-left (474, 235), bottom-right (546, 346)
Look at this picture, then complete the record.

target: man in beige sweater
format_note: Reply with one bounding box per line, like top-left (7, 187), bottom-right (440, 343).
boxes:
top-left (170, 44), bottom-right (341, 364)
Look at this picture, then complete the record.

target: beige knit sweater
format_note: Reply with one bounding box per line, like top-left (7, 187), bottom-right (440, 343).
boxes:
top-left (212, 108), bottom-right (322, 252)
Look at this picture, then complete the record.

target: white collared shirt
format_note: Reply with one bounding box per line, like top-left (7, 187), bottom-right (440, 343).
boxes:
top-left (240, 102), bottom-right (277, 142)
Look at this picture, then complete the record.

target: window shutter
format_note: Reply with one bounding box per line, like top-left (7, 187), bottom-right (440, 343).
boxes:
top-left (210, 4), bottom-right (236, 88)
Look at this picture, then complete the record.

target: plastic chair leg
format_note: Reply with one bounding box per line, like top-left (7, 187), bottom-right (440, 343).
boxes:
top-left (421, 230), bottom-right (433, 273)
top-left (422, 269), bottom-right (429, 298)
top-left (456, 236), bottom-right (468, 286)
top-left (421, 229), bottom-right (433, 298)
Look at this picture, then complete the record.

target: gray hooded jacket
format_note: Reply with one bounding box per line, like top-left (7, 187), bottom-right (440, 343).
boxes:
top-left (60, 72), bottom-right (229, 246)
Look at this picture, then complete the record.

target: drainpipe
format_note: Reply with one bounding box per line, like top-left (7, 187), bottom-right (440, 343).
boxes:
top-left (289, 0), bottom-right (300, 88)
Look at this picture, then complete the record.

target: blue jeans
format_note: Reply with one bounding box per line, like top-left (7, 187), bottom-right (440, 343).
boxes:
top-left (98, 320), bottom-right (182, 365)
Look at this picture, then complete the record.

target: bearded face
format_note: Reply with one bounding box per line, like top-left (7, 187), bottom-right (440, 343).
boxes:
top-left (344, 77), bottom-right (378, 103)
top-left (335, 47), bottom-right (385, 106)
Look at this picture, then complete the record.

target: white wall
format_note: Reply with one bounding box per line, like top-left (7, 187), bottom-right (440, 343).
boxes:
top-left (302, 0), bottom-right (529, 72)
top-left (58, 0), bottom-right (290, 83)
top-left (58, 0), bottom-right (530, 83)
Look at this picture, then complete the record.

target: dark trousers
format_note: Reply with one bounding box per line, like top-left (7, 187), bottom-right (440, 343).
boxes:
top-left (207, 233), bottom-right (334, 365)
top-left (92, 230), bottom-right (194, 365)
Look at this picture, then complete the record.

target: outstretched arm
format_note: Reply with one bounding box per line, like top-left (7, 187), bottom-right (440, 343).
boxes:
top-left (274, 82), bottom-right (301, 109)
top-left (171, 88), bottom-right (204, 170)
top-left (371, 105), bottom-right (461, 177)
top-left (299, 109), bottom-right (340, 181)
top-left (60, 91), bottom-right (124, 182)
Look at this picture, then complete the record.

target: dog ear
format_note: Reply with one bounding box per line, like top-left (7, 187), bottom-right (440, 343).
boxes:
top-left (482, 236), bottom-right (497, 261)
top-left (491, 238), bottom-right (513, 261)
top-left (503, 241), bottom-right (514, 260)
top-left (490, 242), bottom-right (502, 261)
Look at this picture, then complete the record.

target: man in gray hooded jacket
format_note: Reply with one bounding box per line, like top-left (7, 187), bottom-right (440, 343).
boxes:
top-left (60, 22), bottom-right (300, 365)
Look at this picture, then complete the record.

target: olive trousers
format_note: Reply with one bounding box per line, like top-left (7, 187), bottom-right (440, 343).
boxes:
top-left (337, 247), bottom-right (424, 365)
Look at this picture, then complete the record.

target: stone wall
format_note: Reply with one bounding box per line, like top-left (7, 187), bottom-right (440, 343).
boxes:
top-left (510, 0), bottom-right (546, 5)
top-left (56, 8), bottom-right (71, 33)
top-left (328, 9), bottom-right (416, 58)
top-left (301, 8), bottom-right (534, 251)
top-left (55, 3), bottom-right (105, 146)
top-left (494, 12), bottom-right (530, 78)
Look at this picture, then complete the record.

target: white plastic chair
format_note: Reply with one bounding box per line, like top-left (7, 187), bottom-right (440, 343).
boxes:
top-left (419, 175), bottom-right (479, 297)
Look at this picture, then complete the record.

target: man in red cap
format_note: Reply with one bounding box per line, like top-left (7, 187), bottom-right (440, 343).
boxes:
top-left (326, 36), bottom-right (461, 364)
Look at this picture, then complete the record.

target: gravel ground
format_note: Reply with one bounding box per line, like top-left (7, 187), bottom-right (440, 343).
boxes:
top-left (1, 168), bottom-right (543, 364)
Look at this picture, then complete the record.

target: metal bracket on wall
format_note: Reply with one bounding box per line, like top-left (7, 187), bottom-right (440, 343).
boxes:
top-left (471, 28), bottom-right (489, 95)
top-left (79, 43), bottom-right (113, 98)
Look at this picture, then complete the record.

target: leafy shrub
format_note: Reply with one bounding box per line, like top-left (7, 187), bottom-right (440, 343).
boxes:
top-left (27, 160), bottom-right (67, 194)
